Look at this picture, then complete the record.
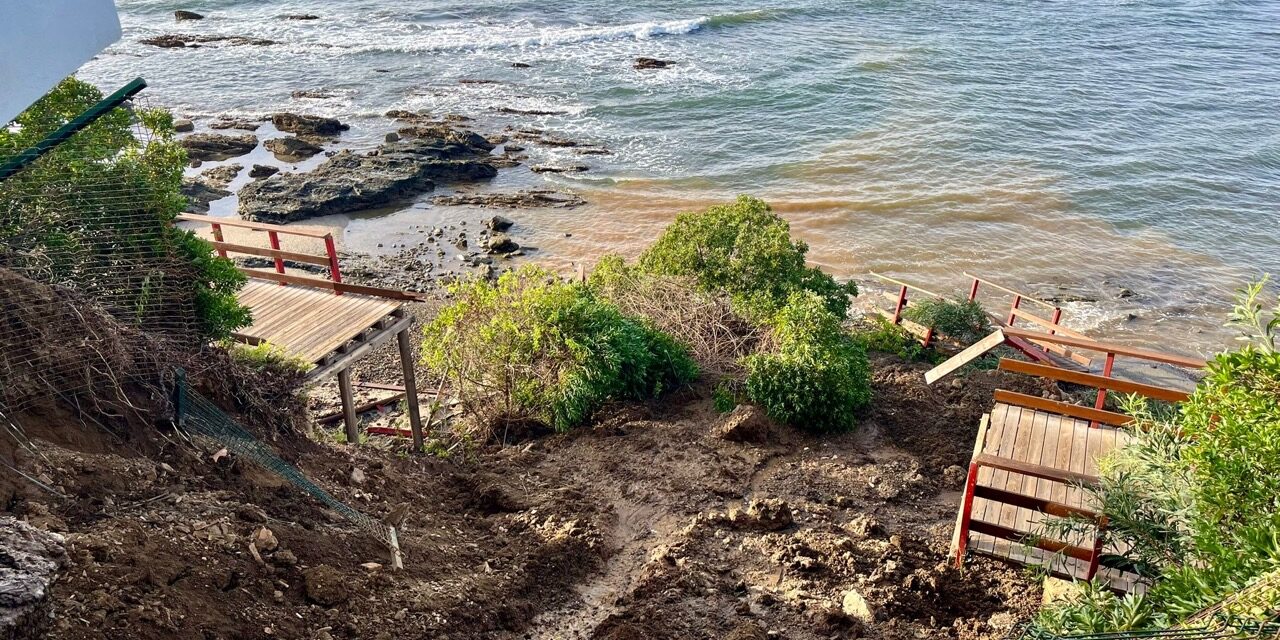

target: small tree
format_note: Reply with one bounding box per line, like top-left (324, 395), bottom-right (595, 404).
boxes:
top-left (0, 77), bottom-right (249, 340)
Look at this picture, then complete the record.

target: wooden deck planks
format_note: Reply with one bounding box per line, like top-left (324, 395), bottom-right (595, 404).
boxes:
top-left (234, 280), bottom-right (403, 365)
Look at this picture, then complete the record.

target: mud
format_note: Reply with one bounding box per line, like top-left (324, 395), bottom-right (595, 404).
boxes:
top-left (3, 344), bottom-right (1044, 639)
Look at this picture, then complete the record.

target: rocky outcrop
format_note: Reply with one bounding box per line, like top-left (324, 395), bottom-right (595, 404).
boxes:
top-left (140, 34), bottom-right (278, 48)
top-left (238, 135), bottom-right (498, 223)
top-left (264, 137), bottom-right (324, 162)
top-left (271, 113), bottom-right (348, 137)
top-left (174, 10), bottom-right (204, 20)
top-left (431, 190), bottom-right (585, 209)
top-left (634, 57), bottom-right (674, 69)
top-left (249, 164), bottom-right (279, 179)
top-left (210, 118), bottom-right (261, 131)
top-left (282, 13), bottom-right (320, 20)
top-left (495, 107), bottom-right (568, 116)
top-left (291, 90), bottom-right (335, 99)
top-left (396, 125), bottom-right (494, 151)
top-left (181, 178), bottom-right (231, 213)
top-left (180, 133), bottom-right (258, 161)
top-left (0, 517), bottom-right (67, 639)
top-left (200, 163), bottom-right (242, 188)
top-left (531, 163), bottom-right (588, 174)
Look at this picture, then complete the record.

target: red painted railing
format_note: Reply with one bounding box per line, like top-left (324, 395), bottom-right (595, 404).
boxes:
top-left (176, 213), bottom-right (344, 294)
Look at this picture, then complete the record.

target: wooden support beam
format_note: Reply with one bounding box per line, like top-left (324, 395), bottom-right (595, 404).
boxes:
top-left (397, 328), bottom-right (425, 453)
top-left (176, 212), bottom-right (333, 238)
top-left (925, 329), bottom-right (1005, 384)
top-left (239, 268), bottom-right (428, 301)
top-left (1002, 328), bottom-right (1207, 369)
top-left (307, 314), bottom-right (415, 381)
top-left (968, 520), bottom-right (1096, 562)
top-left (316, 392), bottom-right (406, 426)
top-left (974, 452), bottom-right (1101, 487)
top-left (338, 369), bottom-right (359, 444)
top-left (209, 240), bottom-right (331, 266)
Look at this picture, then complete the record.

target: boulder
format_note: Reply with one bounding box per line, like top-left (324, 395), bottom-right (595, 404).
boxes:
top-left (180, 133), bottom-right (258, 161)
top-left (173, 118), bottom-right (195, 132)
top-left (485, 233), bottom-right (519, 255)
top-left (634, 57), bottom-right (674, 70)
top-left (238, 135), bottom-right (498, 223)
top-left (174, 10), bottom-right (204, 20)
top-left (264, 137), bottom-right (324, 162)
top-left (180, 178), bottom-right (231, 213)
top-left (271, 112), bottom-right (348, 137)
top-left (511, 62), bottom-right (532, 69)
top-left (486, 215), bottom-right (515, 231)
top-left (248, 164), bottom-right (279, 179)
top-left (384, 132), bottom-right (400, 143)
top-left (396, 125), bottom-right (494, 152)
top-left (0, 516), bottom-right (67, 639)
top-left (302, 565), bottom-right (348, 606)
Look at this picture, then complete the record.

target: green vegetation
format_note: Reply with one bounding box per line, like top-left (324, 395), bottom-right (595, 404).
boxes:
top-left (743, 292), bottom-right (872, 431)
top-left (596, 196), bottom-right (871, 432)
top-left (854, 316), bottom-right (940, 363)
top-left (902, 296), bottom-right (991, 345)
top-left (637, 195), bottom-right (856, 321)
top-left (222, 340), bottom-right (311, 375)
top-left (1033, 278), bottom-right (1280, 634)
top-left (421, 265), bottom-right (697, 435)
top-left (0, 77), bottom-right (249, 340)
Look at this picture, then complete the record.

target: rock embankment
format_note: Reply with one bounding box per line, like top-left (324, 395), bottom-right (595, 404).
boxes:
top-left (0, 516), bottom-right (67, 639)
top-left (238, 132), bottom-right (498, 223)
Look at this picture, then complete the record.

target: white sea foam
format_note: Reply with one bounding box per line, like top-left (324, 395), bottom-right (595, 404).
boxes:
top-left (325, 17), bottom-right (711, 55)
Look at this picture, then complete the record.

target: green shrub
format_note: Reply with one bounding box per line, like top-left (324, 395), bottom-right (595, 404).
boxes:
top-left (222, 340), bottom-right (310, 374)
top-left (743, 292), bottom-right (871, 432)
top-left (421, 266), bottom-right (697, 434)
top-left (637, 195), bottom-right (856, 321)
top-left (1033, 279), bottom-right (1280, 633)
top-left (854, 316), bottom-right (939, 363)
top-left (902, 297), bottom-right (991, 344)
top-left (0, 77), bottom-right (250, 341)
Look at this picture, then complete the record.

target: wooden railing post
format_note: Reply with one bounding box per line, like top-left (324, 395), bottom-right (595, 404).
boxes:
top-left (267, 230), bottom-right (286, 285)
top-left (967, 278), bottom-right (980, 302)
top-left (1086, 517), bottom-right (1108, 580)
top-left (210, 223), bottom-right (227, 258)
top-left (1049, 307), bottom-right (1063, 336)
top-left (1007, 295), bottom-right (1022, 326)
top-left (954, 461), bottom-right (980, 568)
top-left (1091, 352), bottom-right (1116, 429)
top-left (323, 234), bottom-right (343, 295)
top-left (891, 285), bottom-right (908, 325)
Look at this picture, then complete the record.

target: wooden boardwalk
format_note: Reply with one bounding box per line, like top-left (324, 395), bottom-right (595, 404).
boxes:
top-left (966, 402), bottom-right (1137, 591)
top-left (234, 280), bottom-right (404, 365)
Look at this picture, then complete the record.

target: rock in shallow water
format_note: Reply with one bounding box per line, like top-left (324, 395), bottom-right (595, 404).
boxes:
top-left (174, 10), bottom-right (203, 20)
top-left (271, 112), bottom-right (348, 137)
top-left (238, 135), bottom-right (497, 223)
top-left (180, 133), bottom-right (258, 161)
top-left (264, 137), bottom-right (324, 162)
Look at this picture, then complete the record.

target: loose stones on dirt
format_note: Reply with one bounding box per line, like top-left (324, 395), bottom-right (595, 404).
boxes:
top-left (841, 589), bottom-right (876, 622)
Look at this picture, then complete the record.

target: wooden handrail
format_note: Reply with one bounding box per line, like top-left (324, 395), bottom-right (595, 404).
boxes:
top-left (974, 452), bottom-right (1102, 487)
top-left (993, 390), bottom-right (1133, 426)
top-left (210, 241), bottom-right (330, 266)
top-left (968, 520), bottom-right (1097, 562)
top-left (972, 484), bottom-right (1100, 520)
top-left (867, 271), bottom-right (944, 300)
top-left (998, 359), bottom-right (1190, 403)
top-left (239, 268), bottom-right (427, 301)
top-left (1009, 308), bottom-right (1090, 340)
top-left (963, 273), bottom-right (1057, 310)
top-left (1002, 328), bottom-right (1207, 369)
top-left (177, 212), bottom-right (333, 239)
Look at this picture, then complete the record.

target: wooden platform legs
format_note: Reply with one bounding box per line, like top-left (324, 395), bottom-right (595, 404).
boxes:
top-left (397, 328), bottom-right (425, 452)
top-left (338, 369), bottom-right (359, 444)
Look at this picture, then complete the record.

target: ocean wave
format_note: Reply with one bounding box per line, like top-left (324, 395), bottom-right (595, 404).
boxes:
top-left (333, 16), bottom-right (711, 55)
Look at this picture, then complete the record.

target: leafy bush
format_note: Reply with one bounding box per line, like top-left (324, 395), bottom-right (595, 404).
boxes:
top-left (1033, 278), bottom-right (1280, 633)
top-left (0, 77), bottom-right (249, 340)
top-left (902, 297), bottom-right (991, 344)
top-left (222, 340), bottom-right (311, 375)
top-left (637, 196), bottom-right (856, 321)
top-left (421, 266), bottom-right (698, 435)
top-left (742, 292), bottom-right (872, 432)
top-left (854, 316), bottom-right (940, 363)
